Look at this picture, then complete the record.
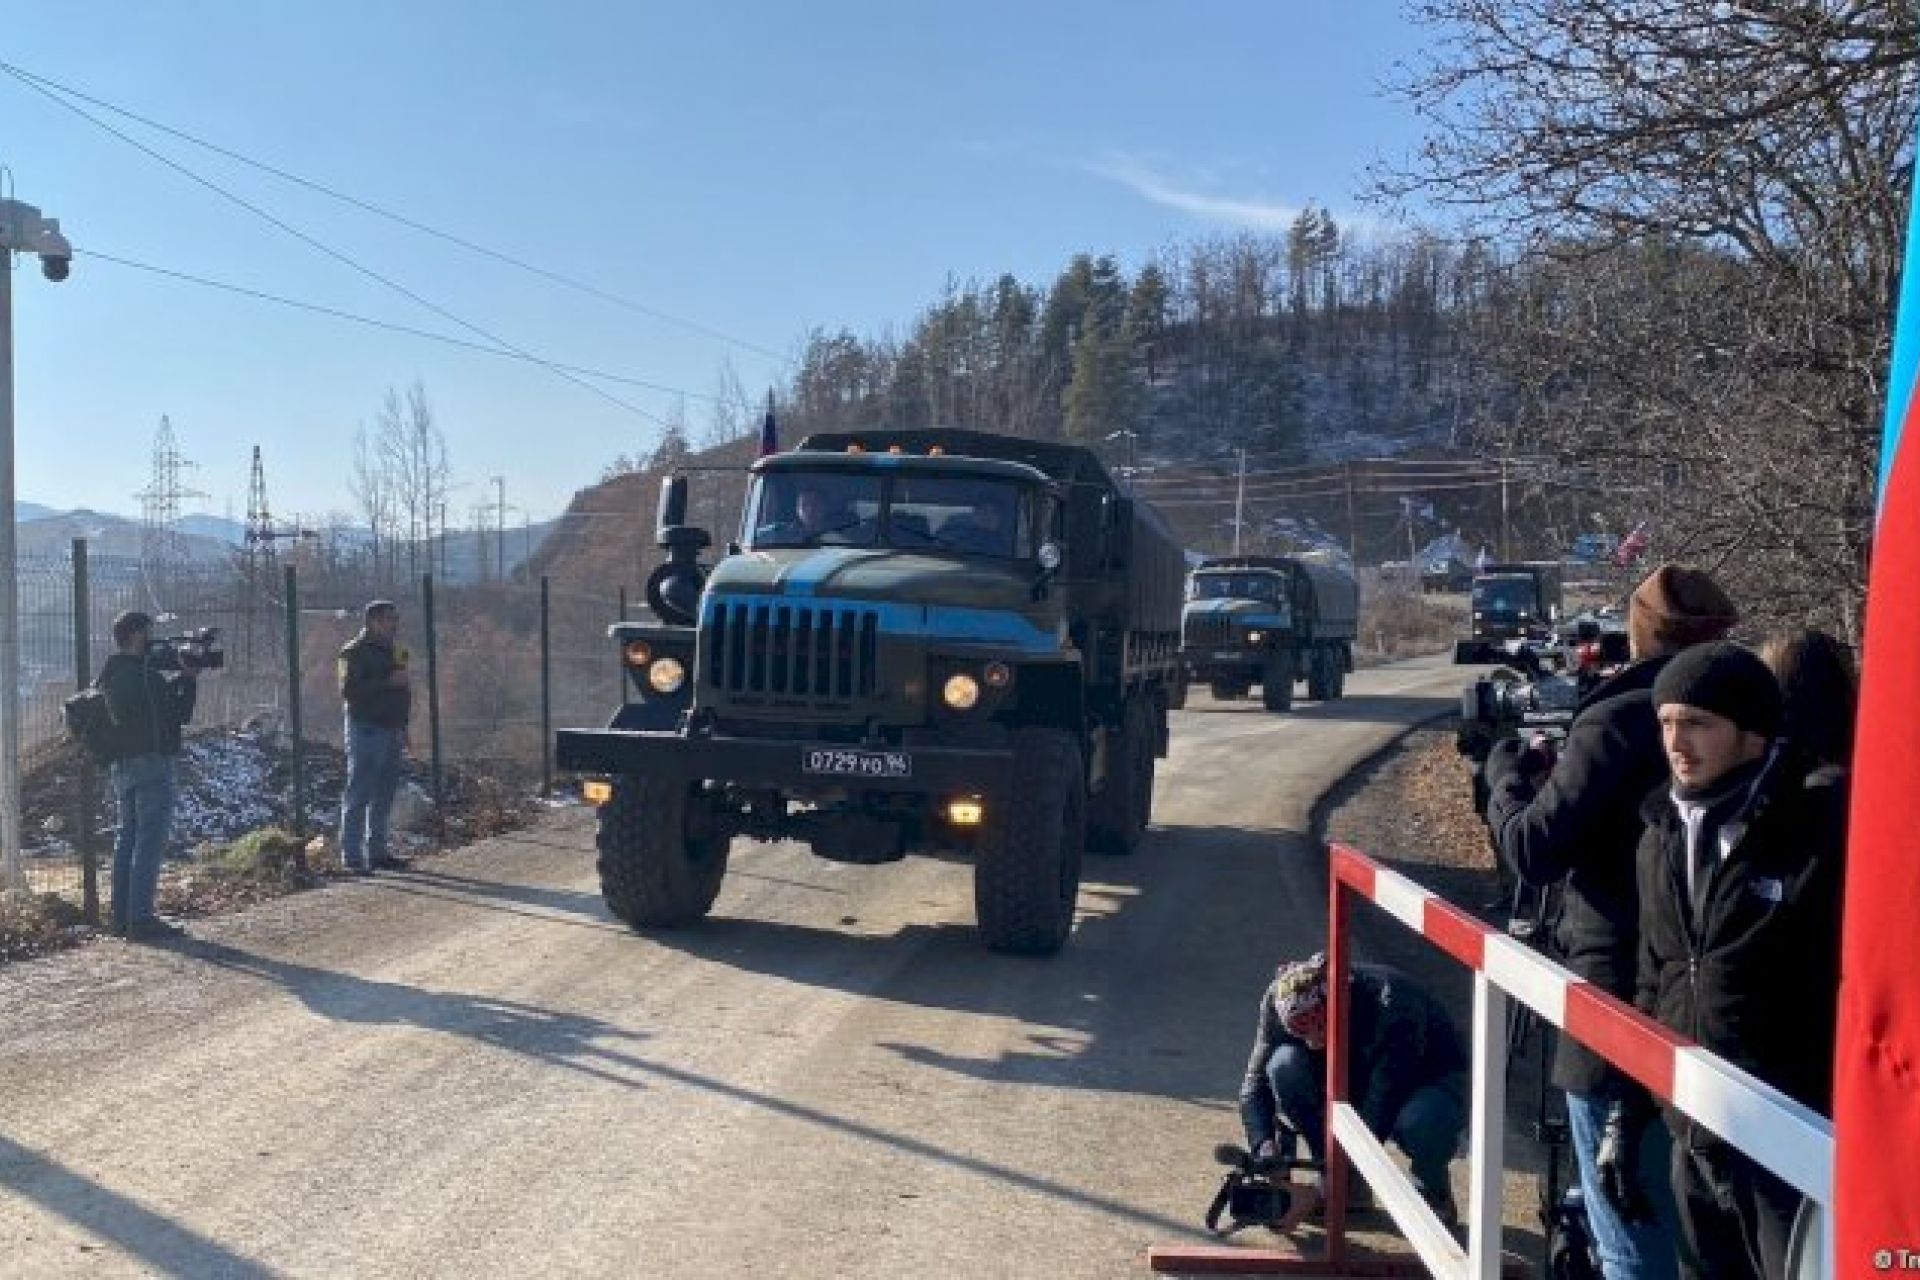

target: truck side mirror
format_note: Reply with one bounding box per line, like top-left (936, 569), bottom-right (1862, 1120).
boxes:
top-left (657, 473), bottom-right (690, 540)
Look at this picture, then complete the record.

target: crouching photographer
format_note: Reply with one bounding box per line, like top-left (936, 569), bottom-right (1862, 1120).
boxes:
top-left (1236, 953), bottom-right (1468, 1231)
top-left (98, 610), bottom-right (202, 939)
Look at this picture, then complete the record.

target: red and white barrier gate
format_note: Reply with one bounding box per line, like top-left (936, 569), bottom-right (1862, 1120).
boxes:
top-left (1150, 843), bottom-right (1833, 1278)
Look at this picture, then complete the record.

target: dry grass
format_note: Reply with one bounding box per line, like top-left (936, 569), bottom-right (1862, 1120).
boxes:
top-left (1353, 585), bottom-right (1467, 668)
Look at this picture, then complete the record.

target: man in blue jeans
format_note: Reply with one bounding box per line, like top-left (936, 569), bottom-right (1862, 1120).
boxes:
top-left (337, 600), bottom-right (413, 873)
top-left (1239, 953), bottom-right (1467, 1229)
top-left (99, 610), bottom-right (199, 937)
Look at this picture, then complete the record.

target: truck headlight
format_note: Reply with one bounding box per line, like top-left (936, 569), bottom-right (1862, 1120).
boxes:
top-left (647, 657), bottom-right (687, 693)
top-left (943, 673), bottom-right (981, 710)
top-left (623, 639), bottom-right (654, 667)
top-left (1246, 630), bottom-right (1265, 646)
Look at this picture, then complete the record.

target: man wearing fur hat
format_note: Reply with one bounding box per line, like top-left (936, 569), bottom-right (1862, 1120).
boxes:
top-left (1482, 563), bottom-right (1737, 1279)
top-left (1631, 642), bottom-right (1845, 1279)
top-left (1238, 954), bottom-right (1467, 1228)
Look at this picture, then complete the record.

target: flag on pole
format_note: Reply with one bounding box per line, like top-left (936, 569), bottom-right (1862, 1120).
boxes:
top-left (1614, 520), bottom-right (1651, 567)
top-left (758, 391), bottom-right (779, 458)
top-left (1834, 144), bottom-right (1920, 1261)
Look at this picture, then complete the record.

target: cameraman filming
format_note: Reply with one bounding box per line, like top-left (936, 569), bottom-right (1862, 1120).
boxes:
top-left (99, 610), bottom-right (199, 938)
top-left (1482, 564), bottom-right (1736, 1280)
top-left (1239, 953), bottom-right (1467, 1229)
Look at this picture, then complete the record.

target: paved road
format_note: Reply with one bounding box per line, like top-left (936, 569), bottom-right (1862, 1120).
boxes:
top-left (0, 656), bottom-right (1463, 1279)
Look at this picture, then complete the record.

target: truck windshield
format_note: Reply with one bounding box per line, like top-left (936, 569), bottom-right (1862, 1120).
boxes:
top-left (1189, 574), bottom-right (1279, 602)
top-left (745, 471), bottom-right (1033, 558)
top-left (1473, 577), bottom-right (1538, 612)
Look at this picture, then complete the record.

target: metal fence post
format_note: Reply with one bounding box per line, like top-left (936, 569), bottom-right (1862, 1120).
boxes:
top-left (71, 538), bottom-right (98, 924)
top-left (423, 574), bottom-right (444, 844)
top-left (284, 564), bottom-right (306, 841)
top-left (540, 576), bottom-right (553, 798)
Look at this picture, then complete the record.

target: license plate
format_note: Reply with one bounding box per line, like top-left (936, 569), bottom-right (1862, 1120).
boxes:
top-left (1214, 650), bottom-right (1241, 660)
top-left (802, 748), bottom-right (913, 779)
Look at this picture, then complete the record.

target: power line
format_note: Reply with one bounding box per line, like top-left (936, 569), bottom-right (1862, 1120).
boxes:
top-left (0, 58), bottom-right (790, 365)
top-left (79, 248), bottom-right (723, 403)
top-left (4, 65), bottom-right (668, 428)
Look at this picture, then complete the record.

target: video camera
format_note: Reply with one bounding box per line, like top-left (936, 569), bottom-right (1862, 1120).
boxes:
top-left (1204, 1142), bottom-right (1319, 1235)
top-left (1453, 618), bottom-right (1630, 768)
top-left (149, 627), bottom-right (225, 673)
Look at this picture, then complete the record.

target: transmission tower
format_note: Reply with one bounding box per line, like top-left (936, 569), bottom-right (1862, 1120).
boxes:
top-left (135, 415), bottom-right (207, 586)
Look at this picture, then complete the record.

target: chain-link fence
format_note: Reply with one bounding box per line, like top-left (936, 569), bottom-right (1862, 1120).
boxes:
top-left (7, 540), bottom-right (627, 924)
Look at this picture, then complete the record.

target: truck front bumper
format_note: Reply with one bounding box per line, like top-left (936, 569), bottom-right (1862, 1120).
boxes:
top-left (1181, 648), bottom-right (1265, 677)
top-left (555, 727), bottom-right (1014, 798)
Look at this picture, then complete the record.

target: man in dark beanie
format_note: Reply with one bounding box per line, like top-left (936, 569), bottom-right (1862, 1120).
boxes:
top-left (1482, 562), bottom-right (1736, 1280)
top-left (1630, 642), bottom-right (1846, 1279)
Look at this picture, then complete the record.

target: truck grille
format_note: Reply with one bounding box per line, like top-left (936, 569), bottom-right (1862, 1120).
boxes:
top-left (1184, 614), bottom-right (1234, 648)
top-left (704, 601), bottom-right (880, 701)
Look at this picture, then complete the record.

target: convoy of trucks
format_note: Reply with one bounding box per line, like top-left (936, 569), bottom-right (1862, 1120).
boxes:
top-left (1177, 555), bottom-right (1360, 711)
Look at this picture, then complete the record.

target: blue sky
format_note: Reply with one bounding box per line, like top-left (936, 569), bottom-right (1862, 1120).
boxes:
top-left (3, 1), bottom-right (1430, 527)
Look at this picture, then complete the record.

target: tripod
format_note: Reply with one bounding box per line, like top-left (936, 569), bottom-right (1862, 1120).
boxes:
top-left (1501, 877), bottom-right (1580, 1277)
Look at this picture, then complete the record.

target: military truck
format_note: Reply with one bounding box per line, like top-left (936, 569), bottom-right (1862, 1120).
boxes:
top-left (1179, 555), bottom-right (1359, 712)
top-left (555, 427), bottom-right (1187, 955)
top-left (1467, 561), bottom-right (1564, 643)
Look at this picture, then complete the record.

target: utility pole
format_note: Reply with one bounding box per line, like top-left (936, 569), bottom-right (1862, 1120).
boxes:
top-left (1343, 461), bottom-right (1359, 566)
top-left (0, 195), bottom-right (73, 889)
top-left (1499, 454), bottom-right (1512, 562)
top-left (492, 475), bottom-right (506, 584)
top-left (1232, 447), bottom-right (1247, 555)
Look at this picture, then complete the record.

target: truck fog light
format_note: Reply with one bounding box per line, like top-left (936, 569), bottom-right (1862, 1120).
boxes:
top-left (943, 673), bottom-right (981, 710)
top-left (983, 661), bottom-right (1012, 688)
top-left (647, 657), bottom-right (687, 693)
top-left (582, 780), bottom-right (613, 805)
top-left (623, 639), bottom-right (654, 667)
top-left (948, 798), bottom-right (984, 826)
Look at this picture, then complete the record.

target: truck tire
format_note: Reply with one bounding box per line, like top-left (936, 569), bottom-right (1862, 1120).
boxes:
top-left (1307, 647), bottom-right (1336, 702)
top-left (1210, 680), bottom-right (1247, 701)
top-left (597, 774), bottom-right (730, 928)
top-left (1261, 651), bottom-right (1294, 712)
top-left (1167, 671), bottom-right (1189, 711)
top-left (975, 728), bottom-right (1085, 955)
top-left (1088, 699), bottom-right (1153, 856)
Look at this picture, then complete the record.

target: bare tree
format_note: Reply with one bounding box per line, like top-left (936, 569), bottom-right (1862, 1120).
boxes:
top-left (1376, 0), bottom-right (1920, 634)
top-left (349, 422), bottom-right (396, 589)
top-left (375, 382), bottom-right (452, 586)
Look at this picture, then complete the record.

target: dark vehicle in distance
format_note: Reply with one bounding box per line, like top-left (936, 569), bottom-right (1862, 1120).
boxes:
top-left (1467, 561), bottom-right (1564, 642)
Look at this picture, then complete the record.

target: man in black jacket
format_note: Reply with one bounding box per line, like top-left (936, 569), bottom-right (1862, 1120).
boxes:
top-left (1239, 953), bottom-right (1467, 1227)
top-left (99, 610), bottom-right (199, 937)
top-left (337, 600), bottom-right (412, 873)
top-left (1633, 643), bottom-right (1844, 1280)
top-left (1482, 563), bottom-right (1737, 1280)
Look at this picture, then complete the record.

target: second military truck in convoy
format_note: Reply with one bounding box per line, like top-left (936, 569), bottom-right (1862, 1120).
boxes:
top-left (1178, 555), bottom-right (1359, 711)
top-left (556, 428), bottom-right (1187, 955)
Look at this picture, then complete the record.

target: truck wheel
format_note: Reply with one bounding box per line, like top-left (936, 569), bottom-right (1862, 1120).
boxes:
top-left (975, 728), bottom-right (1085, 955)
top-left (1089, 700), bottom-right (1153, 856)
top-left (1307, 648), bottom-right (1335, 701)
top-left (1167, 672), bottom-right (1189, 711)
top-left (1327, 648), bottom-right (1348, 700)
top-left (1261, 652), bottom-right (1294, 712)
top-left (597, 774), bottom-right (730, 928)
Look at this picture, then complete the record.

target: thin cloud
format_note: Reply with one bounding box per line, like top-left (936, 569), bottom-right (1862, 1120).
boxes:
top-left (1091, 155), bottom-right (1305, 231)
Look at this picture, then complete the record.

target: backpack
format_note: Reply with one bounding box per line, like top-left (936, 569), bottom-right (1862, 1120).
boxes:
top-left (62, 685), bottom-right (124, 765)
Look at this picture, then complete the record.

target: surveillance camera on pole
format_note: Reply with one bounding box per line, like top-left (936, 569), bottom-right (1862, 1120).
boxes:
top-left (0, 192), bottom-right (72, 889)
top-left (0, 199), bottom-right (73, 283)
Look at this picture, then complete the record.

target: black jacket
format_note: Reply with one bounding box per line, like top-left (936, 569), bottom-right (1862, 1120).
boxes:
top-left (1484, 656), bottom-right (1672, 1096)
top-left (1239, 964), bottom-right (1467, 1148)
top-left (98, 652), bottom-right (198, 758)
top-left (1635, 749), bottom-right (1846, 1141)
top-left (338, 631), bottom-right (411, 729)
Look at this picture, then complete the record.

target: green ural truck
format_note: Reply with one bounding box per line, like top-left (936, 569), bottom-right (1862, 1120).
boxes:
top-left (555, 427), bottom-right (1187, 955)
top-left (1178, 555), bottom-right (1359, 712)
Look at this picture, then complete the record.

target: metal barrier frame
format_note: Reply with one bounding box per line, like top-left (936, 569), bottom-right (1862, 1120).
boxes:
top-left (1149, 841), bottom-right (1834, 1277)
top-left (1322, 842), bottom-right (1834, 1279)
